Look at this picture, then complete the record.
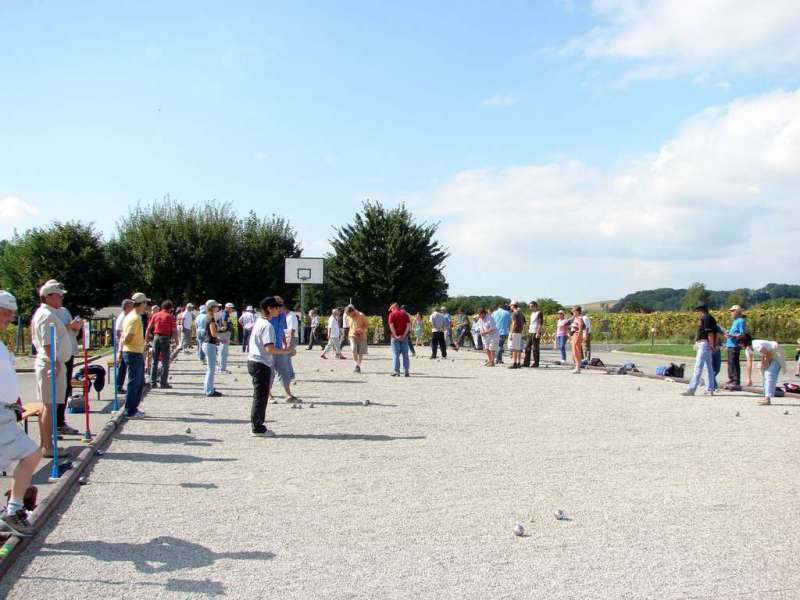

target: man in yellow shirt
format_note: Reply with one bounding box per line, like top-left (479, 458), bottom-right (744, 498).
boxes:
top-left (122, 292), bottom-right (149, 418)
top-left (344, 305), bottom-right (369, 373)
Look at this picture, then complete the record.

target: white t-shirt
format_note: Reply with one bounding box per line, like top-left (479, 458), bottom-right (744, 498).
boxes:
top-left (239, 311), bottom-right (255, 331)
top-left (181, 311), bottom-right (193, 330)
top-left (479, 314), bottom-right (499, 340)
top-left (248, 317), bottom-right (277, 367)
top-left (311, 315), bottom-right (320, 328)
top-left (528, 311), bottom-right (541, 334)
top-left (753, 339), bottom-right (778, 354)
top-left (582, 315), bottom-right (592, 334)
top-left (285, 312), bottom-right (299, 338)
top-left (328, 315), bottom-right (340, 337)
top-left (0, 341), bottom-right (19, 406)
top-left (31, 304), bottom-right (72, 364)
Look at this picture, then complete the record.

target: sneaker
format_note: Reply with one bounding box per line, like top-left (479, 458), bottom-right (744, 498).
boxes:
top-left (508, 364), bottom-right (518, 369)
top-left (285, 396), bottom-right (300, 404)
top-left (404, 372), bottom-right (410, 377)
top-left (681, 390), bottom-right (695, 397)
top-left (127, 411), bottom-right (146, 419)
top-left (354, 365), bottom-right (361, 373)
top-left (0, 510), bottom-right (35, 537)
top-left (207, 391), bottom-right (223, 397)
top-left (704, 390), bottom-right (715, 396)
top-left (758, 398), bottom-right (771, 406)
top-left (251, 429), bottom-right (276, 437)
top-left (391, 372), bottom-right (399, 377)
top-left (57, 425), bottom-right (79, 435)
top-left (320, 354), bottom-right (328, 360)
top-left (150, 382), bottom-right (158, 388)
top-left (160, 384), bottom-right (173, 389)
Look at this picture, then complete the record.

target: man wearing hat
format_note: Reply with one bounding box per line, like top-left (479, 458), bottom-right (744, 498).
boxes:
top-left (682, 303), bottom-right (718, 397)
top-left (216, 302), bottom-right (235, 373)
top-left (724, 305), bottom-right (747, 390)
top-left (115, 299), bottom-right (134, 393)
top-left (0, 291), bottom-right (42, 536)
top-left (239, 305), bottom-right (255, 353)
top-left (177, 303), bottom-right (194, 353)
top-left (122, 292), bottom-right (150, 417)
top-left (31, 279), bottom-right (73, 457)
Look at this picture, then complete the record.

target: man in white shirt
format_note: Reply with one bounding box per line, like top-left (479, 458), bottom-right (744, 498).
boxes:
top-left (177, 303), bottom-right (194, 353)
top-left (115, 299), bottom-right (134, 392)
top-left (321, 309), bottom-right (344, 359)
top-left (306, 310), bottom-right (321, 350)
top-left (239, 306), bottom-right (255, 353)
top-left (31, 279), bottom-right (73, 458)
top-left (524, 301), bottom-right (543, 368)
top-left (582, 313), bottom-right (593, 361)
top-left (284, 304), bottom-right (300, 381)
top-left (55, 304), bottom-right (83, 435)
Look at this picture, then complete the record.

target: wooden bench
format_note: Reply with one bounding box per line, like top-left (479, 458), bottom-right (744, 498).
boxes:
top-left (21, 403), bottom-right (43, 435)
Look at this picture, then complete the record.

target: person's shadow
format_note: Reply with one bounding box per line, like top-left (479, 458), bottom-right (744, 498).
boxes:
top-left (41, 536), bottom-right (274, 573)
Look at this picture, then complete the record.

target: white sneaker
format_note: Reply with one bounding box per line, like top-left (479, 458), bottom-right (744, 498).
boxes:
top-left (250, 429), bottom-right (275, 437)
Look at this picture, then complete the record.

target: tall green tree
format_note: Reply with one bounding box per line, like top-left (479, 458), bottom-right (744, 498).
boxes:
top-left (327, 201), bottom-right (448, 331)
top-left (0, 222), bottom-right (113, 318)
top-left (725, 289), bottom-right (749, 309)
top-left (681, 282), bottom-right (712, 311)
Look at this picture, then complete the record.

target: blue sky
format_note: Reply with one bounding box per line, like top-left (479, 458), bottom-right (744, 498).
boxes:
top-left (2, 1), bottom-right (799, 303)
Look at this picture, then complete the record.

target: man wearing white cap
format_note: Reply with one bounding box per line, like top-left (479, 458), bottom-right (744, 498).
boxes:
top-left (177, 303), bottom-right (194, 353)
top-left (0, 291), bottom-right (41, 536)
top-left (239, 305), bottom-right (255, 353)
top-left (122, 292), bottom-right (150, 417)
top-left (31, 279), bottom-right (73, 457)
top-left (216, 303), bottom-right (234, 373)
top-left (114, 299), bottom-right (134, 393)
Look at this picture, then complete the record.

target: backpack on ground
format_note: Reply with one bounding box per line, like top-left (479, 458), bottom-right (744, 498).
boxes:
top-left (589, 358), bottom-right (604, 367)
top-left (784, 383), bottom-right (800, 394)
top-left (67, 393), bottom-right (85, 413)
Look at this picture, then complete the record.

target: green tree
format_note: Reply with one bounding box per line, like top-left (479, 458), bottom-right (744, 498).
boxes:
top-left (441, 296), bottom-right (510, 315)
top-left (0, 222), bottom-right (113, 318)
top-left (327, 201), bottom-right (448, 334)
top-left (725, 289), bottom-right (749, 309)
top-left (535, 298), bottom-right (563, 315)
top-left (681, 282), bottom-right (712, 311)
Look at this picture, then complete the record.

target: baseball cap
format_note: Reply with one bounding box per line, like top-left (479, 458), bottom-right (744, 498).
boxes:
top-left (694, 303), bottom-right (708, 311)
top-left (729, 304), bottom-right (742, 312)
top-left (245, 305), bottom-right (253, 311)
top-left (205, 299), bottom-right (220, 310)
top-left (0, 291), bottom-right (18, 311)
top-left (224, 302), bottom-right (235, 309)
top-left (131, 292), bottom-right (150, 304)
top-left (39, 279), bottom-right (67, 297)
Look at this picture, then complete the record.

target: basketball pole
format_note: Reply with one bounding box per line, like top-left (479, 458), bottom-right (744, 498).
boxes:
top-left (300, 283), bottom-right (305, 345)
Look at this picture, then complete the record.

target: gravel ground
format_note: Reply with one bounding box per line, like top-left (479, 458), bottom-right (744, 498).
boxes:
top-left (2, 345), bottom-right (799, 600)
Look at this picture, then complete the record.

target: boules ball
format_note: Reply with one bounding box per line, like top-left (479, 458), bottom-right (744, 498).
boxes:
top-left (513, 524), bottom-right (525, 537)
top-left (79, 476), bottom-right (88, 485)
top-left (362, 399), bottom-right (370, 406)
top-left (735, 411), bottom-right (740, 417)
top-left (554, 510), bottom-right (566, 520)
top-left (185, 427), bottom-right (192, 434)
top-left (309, 403), bottom-right (315, 408)
top-left (784, 410), bottom-right (790, 415)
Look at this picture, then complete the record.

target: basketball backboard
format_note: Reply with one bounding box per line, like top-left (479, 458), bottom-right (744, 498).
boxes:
top-left (284, 257), bottom-right (324, 285)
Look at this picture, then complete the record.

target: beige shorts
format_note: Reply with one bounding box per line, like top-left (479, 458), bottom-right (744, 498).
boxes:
top-left (509, 333), bottom-right (524, 351)
top-left (350, 338), bottom-right (368, 355)
top-left (0, 408), bottom-right (38, 470)
top-left (35, 361), bottom-right (67, 406)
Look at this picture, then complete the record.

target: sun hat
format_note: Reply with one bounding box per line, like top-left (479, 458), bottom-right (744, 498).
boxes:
top-left (205, 299), bottom-right (220, 310)
top-left (39, 279), bottom-right (67, 297)
top-left (0, 291), bottom-right (18, 311)
top-left (131, 292), bottom-right (150, 304)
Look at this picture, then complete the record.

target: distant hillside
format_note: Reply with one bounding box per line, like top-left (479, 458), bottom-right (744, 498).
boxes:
top-left (611, 283), bottom-right (800, 313)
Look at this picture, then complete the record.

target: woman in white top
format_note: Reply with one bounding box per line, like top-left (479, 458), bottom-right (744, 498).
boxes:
top-left (320, 309), bottom-right (344, 359)
top-left (477, 308), bottom-right (499, 367)
top-left (739, 334), bottom-right (785, 405)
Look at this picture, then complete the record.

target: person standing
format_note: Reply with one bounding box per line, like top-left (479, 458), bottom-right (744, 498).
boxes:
top-left (429, 306), bottom-right (447, 359)
top-left (569, 306), bottom-right (585, 374)
top-left (471, 314), bottom-right (483, 351)
top-left (202, 300), bottom-right (223, 397)
top-left (122, 292), bottom-right (150, 417)
top-left (523, 301), bottom-right (543, 368)
top-left (216, 303), bottom-right (234, 374)
top-left (724, 305), bottom-right (747, 390)
top-left (239, 306), bottom-right (255, 353)
top-left (454, 308), bottom-right (469, 350)
top-left (320, 308), bottom-right (344, 359)
top-left (400, 306), bottom-right (416, 357)
top-left (388, 303), bottom-right (411, 377)
top-left (442, 308), bottom-right (453, 349)
top-left (555, 310), bottom-right (569, 362)
top-left (270, 297), bottom-right (299, 402)
top-left (31, 280), bottom-right (73, 457)
top-left (146, 300), bottom-right (178, 389)
top-left (682, 303), bottom-right (718, 397)
top-left (195, 305), bottom-right (208, 365)
top-left (0, 291), bottom-right (42, 536)
top-left (283, 304), bottom-right (300, 382)
top-left (345, 305), bottom-right (369, 373)
top-left (248, 296), bottom-right (296, 437)
top-left (340, 307), bottom-right (350, 348)
top-left (55, 303), bottom-right (83, 436)
top-left (478, 308), bottom-right (499, 366)
top-left (306, 310), bottom-right (321, 350)
top-left (739, 334), bottom-right (785, 405)
top-left (179, 303), bottom-right (194, 353)
top-left (508, 303), bottom-right (526, 369)
top-left (414, 312), bottom-right (425, 350)
top-left (115, 299), bottom-right (134, 393)
top-left (492, 304), bottom-right (512, 364)
top-left (582, 311), bottom-right (593, 361)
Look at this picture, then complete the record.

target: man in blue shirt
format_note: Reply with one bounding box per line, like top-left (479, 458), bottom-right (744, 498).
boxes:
top-left (725, 304), bottom-right (747, 390)
top-left (195, 305), bottom-right (208, 365)
top-left (492, 304), bottom-right (512, 364)
top-left (269, 296), bottom-right (299, 403)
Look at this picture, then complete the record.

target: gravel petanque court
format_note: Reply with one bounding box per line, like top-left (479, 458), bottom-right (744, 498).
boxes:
top-left (1, 346), bottom-right (799, 599)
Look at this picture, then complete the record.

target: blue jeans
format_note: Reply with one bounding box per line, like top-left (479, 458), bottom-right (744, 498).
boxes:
top-left (123, 351), bottom-right (145, 416)
top-left (197, 333), bottom-right (206, 363)
top-left (391, 338), bottom-right (410, 374)
top-left (497, 334), bottom-right (508, 362)
top-left (273, 353), bottom-right (292, 392)
top-left (203, 342), bottom-right (217, 395)
top-left (688, 341), bottom-right (716, 392)
top-left (219, 340), bottom-right (230, 372)
top-left (763, 358), bottom-right (781, 398)
top-left (557, 335), bottom-right (567, 361)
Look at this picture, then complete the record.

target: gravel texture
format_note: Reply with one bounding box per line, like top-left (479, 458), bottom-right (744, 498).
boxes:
top-left (1, 346), bottom-right (798, 599)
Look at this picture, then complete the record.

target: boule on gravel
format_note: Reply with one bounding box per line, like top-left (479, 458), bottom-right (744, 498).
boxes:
top-left (513, 524), bottom-right (525, 537)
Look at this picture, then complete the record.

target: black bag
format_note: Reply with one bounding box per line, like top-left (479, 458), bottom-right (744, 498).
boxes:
top-left (589, 358), bottom-right (604, 367)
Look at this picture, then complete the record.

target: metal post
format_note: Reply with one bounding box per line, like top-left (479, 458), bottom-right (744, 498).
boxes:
top-left (15, 315), bottom-right (23, 354)
top-left (112, 322), bottom-right (118, 412)
top-left (82, 321), bottom-right (92, 442)
top-left (48, 324), bottom-right (60, 481)
top-left (300, 284), bottom-right (305, 345)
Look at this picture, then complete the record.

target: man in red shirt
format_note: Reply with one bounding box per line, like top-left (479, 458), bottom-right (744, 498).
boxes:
top-left (388, 302), bottom-right (411, 377)
top-left (146, 300), bottom-right (178, 388)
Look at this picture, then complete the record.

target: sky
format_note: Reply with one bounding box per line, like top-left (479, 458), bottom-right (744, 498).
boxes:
top-left (2, 0), bottom-right (799, 303)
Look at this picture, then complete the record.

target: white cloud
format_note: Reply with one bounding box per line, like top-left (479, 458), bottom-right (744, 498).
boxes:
top-left (0, 197), bottom-right (39, 222)
top-left (301, 239), bottom-right (333, 257)
top-left (406, 90), bottom-right (800, 301)
top-left (483, 94), bottom-right (520, 107)
top-left (569, 0), bottom-right (800, 79)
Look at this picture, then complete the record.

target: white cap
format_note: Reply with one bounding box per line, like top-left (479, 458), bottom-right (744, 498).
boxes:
top-left (205, 299), bottom-right (219, 310)
top-left (39, 279), bottom-right (67, 297)
top-left (131, 292), bottom-right (150, 304)
top-left (224, 302), bottom-right (235, 309)
top-left (729, 304), bottom-right (742, 312)
top-left (199, 305), bottom-right (207, 313)
top-left (186, 302), bottom-right (194, 308)
top-left (245, 305), bottom-right (253, 312)
top-left (0, 291), bottom-right (18, 311)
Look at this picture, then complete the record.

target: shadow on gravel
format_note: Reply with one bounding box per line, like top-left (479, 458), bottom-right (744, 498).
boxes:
top-left (306, 400), bottom-right (398, 408)
top-left (277, 432), bottom-right (425, 442)
top-left (115, 433), bottom-right (224, 445)
top-left (371, 371), bottom-right (476, 380)
top-left (90, 479), bottom-right (220, 490)
top-left (39, 536), bottom-right (274, 574)
top-left (300, 379), bottom-right (366, 384)
top-left (145, 416), bottom-right (250, 425)
top-left (102, 452), bottom-right (236, 464)
top-left (19, 575), bottom-right (227, 596)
